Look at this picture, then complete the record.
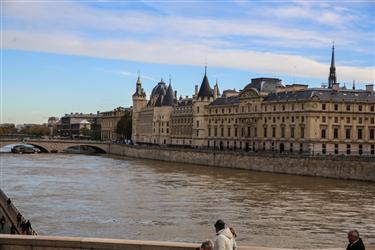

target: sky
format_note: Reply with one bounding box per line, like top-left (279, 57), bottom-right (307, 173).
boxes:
top-left (1, 0), bottom-right (374, 124)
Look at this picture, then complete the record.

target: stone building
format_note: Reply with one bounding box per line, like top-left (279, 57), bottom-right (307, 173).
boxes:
top-left (58, 112), bottom-right (100, 139)
top-left (132, 46), bottom-right (375, 156)
top-left (99, 107), bottom-right (131, 141)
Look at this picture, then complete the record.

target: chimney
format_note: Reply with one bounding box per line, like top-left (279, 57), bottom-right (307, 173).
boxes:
top-left (366, 84), bottom-right (374, 92)
top-left (333, 83), bottom-right (340, 91)
top-left (195, 85), bottom-right (198, 95)
top-left (214, 84), bottom-right (219, 99)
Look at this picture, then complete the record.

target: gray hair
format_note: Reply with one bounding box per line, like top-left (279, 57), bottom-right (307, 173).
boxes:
top-left (348, 230), bottom-right (360, 238)
top-left (201, 240), bottom-right (214, 250)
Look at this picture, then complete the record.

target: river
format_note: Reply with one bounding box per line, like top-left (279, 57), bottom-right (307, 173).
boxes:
top-left (0, 153), bottom-right (374, 248)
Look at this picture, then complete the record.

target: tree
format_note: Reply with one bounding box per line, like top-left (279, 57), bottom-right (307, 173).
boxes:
top-left (21, 125), bottom-right (50, 136)
top-left (116, 111), bottom-right (132, 140)
top-left (80, 127), bottom-right (91, 137)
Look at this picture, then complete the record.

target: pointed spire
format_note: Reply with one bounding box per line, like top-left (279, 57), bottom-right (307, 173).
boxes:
top-left (197, 66), bottom-right (213, 98)
top-left (352, 80), bottom-right (355, 90)
top-left (328, 42), bottom-right (337, 89)
top-left (162, 83), bottom-right (174, 106)
top-left (169, 74), bottom-right (172, 85)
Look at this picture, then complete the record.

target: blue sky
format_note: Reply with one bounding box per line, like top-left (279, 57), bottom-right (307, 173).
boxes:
top-left (2, 0), bottom-right (375, 124)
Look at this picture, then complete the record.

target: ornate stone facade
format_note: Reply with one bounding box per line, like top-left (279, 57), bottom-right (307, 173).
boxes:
top-left (132, 48), bottom-right (375, 156)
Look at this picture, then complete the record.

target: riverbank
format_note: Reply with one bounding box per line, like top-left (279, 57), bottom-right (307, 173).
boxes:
top-left (108, 144), bottom-right (375, 182)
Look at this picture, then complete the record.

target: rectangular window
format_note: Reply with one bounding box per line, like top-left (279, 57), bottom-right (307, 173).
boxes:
top-left (334, 104), bottom-right (339, 111)
top-left (227, 127), bottom-right (231, 137)
top-left (301, 116), bottom-right (305, 123)
top-left (221, 128), bottom-right (224, 136)
top-left (289, 143), bottom-right (293, 153)
top-left (346, 117), bottom-right (350, 123)
top-left (291, 116), bottom-right (295, 123)
top-left (371, 106), bottom-right (375, 112)
top-left (358, 129), bottom-right (363, 140)
top-left (370, 129), bottom-right (374, 140)
top-left (359, 144), bottom-right (363, 155)
top-left (346, 144), bottom-right (351, 155)
top-left (322, 103), bottom-right (326, 110)
top-left (334, 117), bottom-right (338, 123)
top-left (300, 127), bottom-right (305, 139)
top-left (322, 144), bottom-right (326, 154)
top-left (291, 127), bottom-right (295, 138)
top-left (281, 127), bottom-right (285, 138)
top-left (235, 127), bottom-right (238, 137)
top-left (321, 129), bottom-right (326, 139)
top-left (272, 127), bottom-right (276, 138)
top-left (334, 128), bottom-right (339, 139)
top-left (359, 105), bottom-right (362, 111)
top-left (197, 121), bottom-right (199, 127)
top-left (209, 127), bottom-right (211, 137)
top-left (346, 129), bottom-right (351, 139)
top-left (322, 116), bottom-right (326, 123)
top-left (346, 105), bottom-right (351, 111)
top-left (214, 128), bottom-right (217, 136)
top-left (264, 127), bottom-right (267, 138)
top-left (371, 145), bottom-right (375, 155)
top-left (334, 144), bottom-right (339, 154)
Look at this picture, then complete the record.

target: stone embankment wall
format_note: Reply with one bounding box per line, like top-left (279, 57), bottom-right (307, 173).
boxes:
top-left (108, 145), bottom-right (375, 182)
top-left (0, 189), bottom-right (37, 235)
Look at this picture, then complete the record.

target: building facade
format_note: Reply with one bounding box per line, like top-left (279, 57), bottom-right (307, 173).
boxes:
top-left (58, 113), bottom-right (100, 139)
top-left (99, 106), bottom-right (131, 141)
top-left (132, 47), bottom-right (375, 156)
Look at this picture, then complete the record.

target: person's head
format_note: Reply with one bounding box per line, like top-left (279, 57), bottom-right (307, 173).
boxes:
top-left (214, 220), bottom-right (226, 233)
top-left (229, 227), bottom-right (237, 238)
top-left (200, 240), bottom-right (214, 250)
top-left (347, 230), bottom-right (360, 244)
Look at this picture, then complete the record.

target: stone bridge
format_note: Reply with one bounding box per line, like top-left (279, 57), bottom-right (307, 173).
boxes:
top-left (0, 139), bottom-right (110, 153)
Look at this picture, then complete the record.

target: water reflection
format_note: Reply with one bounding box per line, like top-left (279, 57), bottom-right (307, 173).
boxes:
top-left (1, 153), bottom-right (374, 248)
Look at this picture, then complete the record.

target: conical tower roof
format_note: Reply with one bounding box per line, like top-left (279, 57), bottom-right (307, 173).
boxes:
top-left (162, 84), bottom-right (174, 106)
top-left (197, 67), bottom-right (213, 98)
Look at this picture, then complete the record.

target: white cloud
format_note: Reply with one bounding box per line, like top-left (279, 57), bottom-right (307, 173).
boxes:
top-left (4, 30), bottom-right (374, 83)
top-left (4, 1), bottom-right (372, 51)
top-left (120, 71), bottom-right (155, 81)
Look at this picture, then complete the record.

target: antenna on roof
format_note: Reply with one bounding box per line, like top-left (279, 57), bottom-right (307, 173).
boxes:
top-left (204, 57), bottom-right (207, 75)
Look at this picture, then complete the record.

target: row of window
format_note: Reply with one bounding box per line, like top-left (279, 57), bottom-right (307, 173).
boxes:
top-left (321, 128), bottom-right (375, 140)
top-left (322, 103), bottom-right (375, 112)
top-left (208, 126), bottom-right (305, 139)
top-left (208, 103), bottom-right (375, 114)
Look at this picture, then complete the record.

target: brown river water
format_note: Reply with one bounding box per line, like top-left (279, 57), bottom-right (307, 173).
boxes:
top-left (0, 153), bottom-right (374, 248)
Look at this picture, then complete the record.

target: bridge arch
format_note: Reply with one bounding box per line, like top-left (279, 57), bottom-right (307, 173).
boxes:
top-left (63, 145), bottom-right (107, 154)
top-left (27, 144), bottom-right (49, 153)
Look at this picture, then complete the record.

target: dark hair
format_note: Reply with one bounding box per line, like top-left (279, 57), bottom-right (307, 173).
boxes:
top-left (214, 220), bottom-right (225, 231)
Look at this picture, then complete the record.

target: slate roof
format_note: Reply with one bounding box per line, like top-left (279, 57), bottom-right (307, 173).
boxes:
top-left (162, 84), bottom-right (174, 106)
top-left (209, 96), bottom-right (240, 106)
top-left (243, 78), bottom-right (283, 93)
top-left (264, 89), bottom-right (375, 102)
top-left (197, 74), bottom-right (213, 98)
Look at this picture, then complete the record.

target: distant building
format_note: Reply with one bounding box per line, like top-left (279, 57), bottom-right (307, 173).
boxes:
top-left (99, 106), bottom-right (132, 141)
top-left (58, 112), bottom-right (100, 139)
top-left (132, 45), bottom-right (375, 156)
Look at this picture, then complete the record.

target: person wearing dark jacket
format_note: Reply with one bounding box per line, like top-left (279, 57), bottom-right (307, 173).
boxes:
top-left (347, 230), bottom-right (365, 250)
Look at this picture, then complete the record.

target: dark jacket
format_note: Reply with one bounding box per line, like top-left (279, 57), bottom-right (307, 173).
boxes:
top-left (347, 238), bottom-right (365, 250)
